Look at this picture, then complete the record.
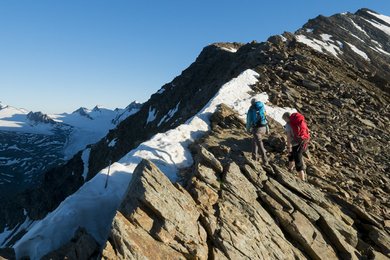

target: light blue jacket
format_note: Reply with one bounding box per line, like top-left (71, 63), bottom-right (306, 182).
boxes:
top-left (246, 102), bottom-right (267, 131)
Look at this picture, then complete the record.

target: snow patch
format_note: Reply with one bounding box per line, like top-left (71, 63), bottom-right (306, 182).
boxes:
top-left (219, 46), bottom-right (238, 53)
top-left (346, 42), bottom-right (370, 61)
top-left (2, 159), bottom-right (19, 166)
top-left (296, 35), bottom-right (342, 59)
top-left (349, 18), bottom-right (369, 37)
top-left (320, 34), bottom-right (333, 42)
top-left (146, 106), bottom-right (157, 124)
top-left (367, 11), bottom-right (390, 26)
top-left (363, 17), bottom-right (390, 36)
top-left (1, 217), bottom-right (35, 247)
top-left (349, 33), bottom-right (365, 43)
top-left (108, 139), bottom-right (117, 148)
top-left (81, 148), bottom-right (91, 180)
top-left (157, 102), bottom-right (181, 127)
top-left (0, 227), bottom-right (12, 247)
top-left (369, 46), bottom-right (390, 56)
top-left (157, 88), bottom-right (165, 94)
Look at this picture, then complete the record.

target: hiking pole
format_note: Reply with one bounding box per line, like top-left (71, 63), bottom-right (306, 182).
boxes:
top-left (105, 160), bottom-right (112, 189)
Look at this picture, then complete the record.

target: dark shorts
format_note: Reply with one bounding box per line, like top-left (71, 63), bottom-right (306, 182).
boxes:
top-left (289, 145), bottom-right (305, 172)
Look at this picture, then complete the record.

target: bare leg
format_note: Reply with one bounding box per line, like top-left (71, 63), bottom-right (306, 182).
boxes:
top-left (298, 170), bottom-right (306, 181)
top-left (252, 127), bottom-right (268, 164)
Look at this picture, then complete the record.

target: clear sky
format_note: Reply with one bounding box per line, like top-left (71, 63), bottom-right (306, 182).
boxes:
top-left (0, 1), bottom-right (389, 114)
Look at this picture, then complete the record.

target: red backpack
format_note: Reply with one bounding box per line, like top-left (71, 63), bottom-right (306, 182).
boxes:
top-left (289, 112), bottom-right (310, 143)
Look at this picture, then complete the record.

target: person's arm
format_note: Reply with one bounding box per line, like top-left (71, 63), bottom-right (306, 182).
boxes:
top-left (285, 125), bottom-right (293, 153)
top-left (286, 134), bottom-right (292, 153)
top-left (246, 110), bottom-right (252, 132)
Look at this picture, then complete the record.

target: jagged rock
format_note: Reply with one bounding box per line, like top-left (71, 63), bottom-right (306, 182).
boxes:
top-left (0, 248), bottom-right (15, 260)
top-left (356, 116), bottom-right (376, 128)
top-left (273, 165), bottom-right (328, 205)
top-left (240, 163), bottom-right (268, 189)
top-left (268, 176), bottom-right (320, 222)
top-left (187, 176), bottom-right (219, 210)
top-left (263, 181), bottom-right (294, 213)
top-left (41, 228), bottom-right (100, 260)
top-left (193, 163), bottom-right (221, 190)
top-left (102, 212), bottom-right (186, 260)
top-left (265, 133), bottom-right (286, 152)
top-left (333, 196), bottom-right (382, 228)
top-left (310, 203), bottom-right (358, 247)
top-left (385, 220), bottom-right (390, 230)
top-left (302, 79), bottom-right (321, 91)
top-left (116, 159), bottom-right (208, 259)
top-left (316, 215), bottom-right (360, 260)
top-left (212, 248), bottom-right (229, 260)
top-left (260, 191), bottom-right (338, 260)
top-left (196, 145), bottom-right (224, 174)
top-left (348, 142), bottom-right (358, 153)
top-left (368, 248), bottom-right (390, 260)
top-left (210, 162), bottom-right (305, 259)
top-left (366, 225), bottom-right (390, 257)
top-left (210, 103), bottom-right (246, 130)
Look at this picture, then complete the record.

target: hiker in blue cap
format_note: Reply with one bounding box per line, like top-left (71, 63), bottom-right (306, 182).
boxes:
top-left (246, 98), bottom-right (269, 165)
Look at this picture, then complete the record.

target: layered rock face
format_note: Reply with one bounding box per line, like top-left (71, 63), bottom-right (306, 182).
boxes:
top-left (97, 104), bottom-right (389, 259)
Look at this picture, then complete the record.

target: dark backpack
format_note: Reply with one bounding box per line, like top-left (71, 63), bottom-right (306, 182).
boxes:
top-left (252, 101), bottom-right (267, 127)
top-left (289, 112), bottom-right (310, 142)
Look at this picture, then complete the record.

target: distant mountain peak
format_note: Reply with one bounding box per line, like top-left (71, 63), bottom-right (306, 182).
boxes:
top-left (125, 101), bottom-right (143, 110)
top-left (27, 111), bottom-right (56, 125)
top-left (92, 105), bottom-right (106, 112)
top-left (72, 107), bottom-right (93, 119)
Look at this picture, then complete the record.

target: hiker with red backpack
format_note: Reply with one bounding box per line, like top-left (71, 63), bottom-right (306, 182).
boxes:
top-left (282, 112), bottom-right (310, 181)
top-left (246, 98), bottom-right (269, 165)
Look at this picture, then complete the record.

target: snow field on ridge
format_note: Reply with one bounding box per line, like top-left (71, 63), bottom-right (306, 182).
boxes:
top-left (12, 69), bottom-right (296, 259)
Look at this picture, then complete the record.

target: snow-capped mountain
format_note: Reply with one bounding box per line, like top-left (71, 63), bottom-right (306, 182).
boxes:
top-left (0, 8), bottom-right (389, 259)
top-left (0, 102), bottom-right (142, 198)
top-left (294, 8), bottom-right (390, 92)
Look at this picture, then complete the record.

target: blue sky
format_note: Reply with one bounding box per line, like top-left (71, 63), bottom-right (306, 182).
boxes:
top-left (0, 1), bottom-right (389, 113)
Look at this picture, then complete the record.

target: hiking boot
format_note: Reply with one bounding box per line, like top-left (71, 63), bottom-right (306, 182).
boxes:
top-left (251, 154), bottom-right (258, 162)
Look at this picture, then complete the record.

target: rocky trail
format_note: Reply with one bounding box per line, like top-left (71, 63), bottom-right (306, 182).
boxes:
top-left (43, 104), bottom-right (389, 259)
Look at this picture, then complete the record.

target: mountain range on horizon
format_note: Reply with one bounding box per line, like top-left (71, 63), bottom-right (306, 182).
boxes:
top-left (0, 101), bottom-right (142, 198)
top-left (0, 8), bottom-right (389, 260)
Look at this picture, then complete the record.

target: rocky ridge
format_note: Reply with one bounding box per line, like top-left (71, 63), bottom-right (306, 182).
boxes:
top-left (46, 104), bottom-right (389, 259)
top-left (0, 8), bottom-right (389, 259)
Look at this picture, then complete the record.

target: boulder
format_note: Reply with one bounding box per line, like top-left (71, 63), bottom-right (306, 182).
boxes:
top-left (310, 203), bottom-right (358, 247)
top-left (102, 212), bottom-right (186, 260)
top-left (196, 145), bottom-right (224, 174)
top-left (210, 162), bottom-right (305, 259)
top-left (260, 190), bottom-right (338, 260)
top-left (302, 79), bottom-right (321, 91)
top-left (367, 225), bottom-right (390, 257)
top-left (41, 228), bottom-right (100, 260)
top-left (118, 159), bottom-right (208, 259)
